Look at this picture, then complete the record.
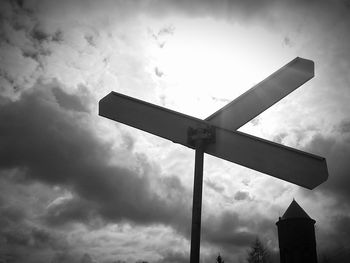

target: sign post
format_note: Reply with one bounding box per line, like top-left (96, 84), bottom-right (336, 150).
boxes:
top-left (188, 128), bottom-right (215, 263)
top-left (191, 137), bottom-right (204, 263)
top-left (99, 57), bottom-right (328, 263)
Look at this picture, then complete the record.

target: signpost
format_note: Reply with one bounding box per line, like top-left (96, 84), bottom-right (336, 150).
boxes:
top-left (99, 57), bottom-right (328, 263)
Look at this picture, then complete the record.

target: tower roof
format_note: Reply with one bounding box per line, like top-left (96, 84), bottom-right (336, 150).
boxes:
top-left (281, 199), bottom-right (311, 220)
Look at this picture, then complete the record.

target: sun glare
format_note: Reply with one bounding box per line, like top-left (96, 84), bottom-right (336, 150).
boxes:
top-left (150, 18), bottom-right (290, 119)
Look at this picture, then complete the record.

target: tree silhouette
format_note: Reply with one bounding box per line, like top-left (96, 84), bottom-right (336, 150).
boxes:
top-left (216, 253), bottom-right (224, 263)
top-left (246, 238), bottom-right (270, 263)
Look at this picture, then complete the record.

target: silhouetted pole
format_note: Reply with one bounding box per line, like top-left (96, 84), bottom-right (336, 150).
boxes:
top-left (190, 138), bottom-right (205, 263)
top-left (188, 127), bottom-right (214, 263)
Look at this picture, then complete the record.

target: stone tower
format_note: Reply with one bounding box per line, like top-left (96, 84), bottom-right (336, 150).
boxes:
top-left (276, 200), bottom-right (318, 263)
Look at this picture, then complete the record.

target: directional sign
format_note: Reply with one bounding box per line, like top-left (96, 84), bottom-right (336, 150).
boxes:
top-left (98, 57), bottom-right (328, 263)
top-left (206, 57), bottom-right (314, 130)
top-left (99, 90), bottom-right (328, 189)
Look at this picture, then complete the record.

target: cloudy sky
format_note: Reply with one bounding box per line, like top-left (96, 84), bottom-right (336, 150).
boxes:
top-left (1, 0), bottom-right (350, 262)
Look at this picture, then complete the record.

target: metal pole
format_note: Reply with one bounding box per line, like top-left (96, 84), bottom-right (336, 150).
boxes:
top-left (190, 138), bottom-right (205, 263)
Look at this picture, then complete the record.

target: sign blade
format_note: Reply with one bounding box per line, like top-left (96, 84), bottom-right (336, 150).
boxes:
top-left (99, 91), bottom-right (209, 148)
top-left (205, 57), bottom-right (314, 130)
top-left (206, 129), bottom-right (328, 189)
top-left (99, 92), bottom-right (328, 189)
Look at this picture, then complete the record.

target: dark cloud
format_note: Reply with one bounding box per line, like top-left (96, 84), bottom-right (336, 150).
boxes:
top-left (319, 247), bottom-right (350, 263)
top-left (156, 251), bottom-right (188, 263)
top-left (272, 132), bottom-right (288, 144)
top-left (317, 213), bottom-right (350, 263)
top-left (249, 117), bottom-right (260, 127)
top-left (120, 132), bottom-right (135, 151)
top-left (332, 215), bottom-right (350, 248)
top-left (298, 126), bottom-right (350, 258)
top-left (233, 190), bottom-right (251, 201)
top-left (282, 36), bottom-right (294, 47)
top-left (44, 196), bottom-right (96, 226)
top-left (52, 86), bottom-right (88, 112)
top-left (149, 25), bottom-right (175, 48)
top-left (0, 206), bottom-right (70, 263)
top-left (52, 29), bottom-right (64, 42)
top-left (0, 81), bottom-right (195, 261)
top-left (3, 0), bottom-right (350, 41)
top-left (50, 252), bottom-right (76, 263)
top-left (146, 0), bottom-right (274, 22)
top-left (0, 0), bottom-right (35, 38)
top-left (204, 179), bottom-right (225, 193)
top-left (0, 205), bottom-right (26, 227)
top-left (202, 211), bottom-right (273, 250)
top-left (31, 26), bottom-right (50, 43)
top-left (0, 82), bottom-right (190, 230)
top-left (336, 119), bottom-right (350, 134)
top-left (154, 67), bottom-right (164, 77)
top-left (304, 132), bottom-right (350, 202)
top-left (142, 0), bottom-right (350, 36)
top-left (84, 34), bottom-right (96, 47)
top-left (80, 253), bottom-right (97, 263)
top-left (158, 25), bottom-right (175, 36)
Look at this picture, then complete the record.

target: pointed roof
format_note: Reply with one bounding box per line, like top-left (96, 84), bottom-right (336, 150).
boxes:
top-left (281, 199), bottom-right (311, 220)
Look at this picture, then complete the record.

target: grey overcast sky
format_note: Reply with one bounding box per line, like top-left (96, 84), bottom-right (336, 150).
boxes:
top-left (1, 0), bottom-right (350, 262)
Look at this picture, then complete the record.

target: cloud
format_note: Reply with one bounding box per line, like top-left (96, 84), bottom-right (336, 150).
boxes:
top-left (154, 67), bottom-right (164, 77)
top-left (0, 82), bottom-right (191, 230)
top-left (0, 202), bottom-right (71, 263)
top-left (282, 36), bottom-right (294, 47)
top-left (0, 81), bottom-right (194, 261)
top-left (337, 119), bottom-right (350, 134)
top-left (234, 191), bottom-right (251, 201)
top-left (0, 205), bottom-right (26, 227)
top-left (146, 0), bottom-right (273, 21)
top-left (149, 24), bottom-right (175, 48)
top-left (7, 0), bottom-right (348, 41)
top-left (296, 124), bottom-right (350, 256)
top-left (205, 179), bottom-right (225, 193)
top-left (305, 131), bottom-right (350, 203)
top-left (202, 211), bottom-right (273, 250)
top-left (80, 253), bottom-right (98, 263)
top-left (30, 25), bottom-right (51, 43)
top-left (0, 77), bottom-right (282, 260)
top-left (51, 86), bottom-right (88, 112)
top-left (155, 251), bottom-right (188, 263)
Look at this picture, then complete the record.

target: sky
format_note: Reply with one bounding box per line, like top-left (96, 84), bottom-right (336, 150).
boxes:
top-left (0, 0), bottom-right (350, 262)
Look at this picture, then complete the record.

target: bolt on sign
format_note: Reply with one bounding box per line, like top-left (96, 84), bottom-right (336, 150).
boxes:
top-left (99, 57), bottom-right (328, 263)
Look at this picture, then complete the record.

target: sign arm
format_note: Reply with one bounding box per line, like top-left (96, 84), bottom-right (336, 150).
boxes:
top-left (205, 57), bottom-right (314, 130)
top-left (207, 128), bottom-right (328, 189)
top-left (99, 91), bottom-right (328, 189)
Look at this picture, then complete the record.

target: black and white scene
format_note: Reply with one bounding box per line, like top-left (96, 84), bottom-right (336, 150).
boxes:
top-left (1, 1), bottom-right (350, 262)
